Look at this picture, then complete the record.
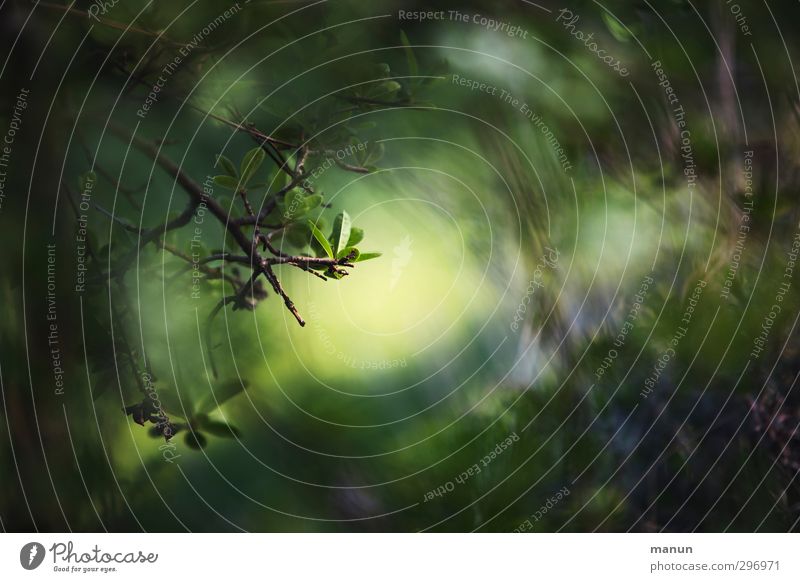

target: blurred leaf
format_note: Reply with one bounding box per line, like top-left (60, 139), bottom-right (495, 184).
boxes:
top-left (337, 246), bottom-right (360, 261)
top-left (364, 142), bottom-right (385, 166)
top-left (372, 80), bottom-right (401, 98)
top-left (213, 175), bottom-right (240, 191)
top-left (330, 211), bottom-right (351, 257)
top-left (164, 211), bottom-right (181, 244)
top-left (184, 431), bottom-right (207, 450)
top-left (400, 30), bottom-right (419, 78)
top-left (283, 189), bottom-right (307, 220)
top-left (215, 154), bottom-right (238, 177)
top-left (240, 147), bottom-right (266, 185)
top-left (304, 194), bottom-right (323, 212)
top-left (602, 12), bottom-right (631, 43)
top-left (79, 170), bottom-right (97, 193)
top-left (347, 227), bottom-right (364, 246)
top-left (355, 252), bottom-right (381, 262)
top-left (201, 419), bottom-right (241, 439)
top-left (309, 220), bottom-right (334, 258)
top-left (148, 422), bottom-right (184, 439)
top-left (158, 389), bottom-right (191, 420)
top-left (372, 62), bottom-right (391, 78)
top-left (284, 221), bottom-right (312, 249)
top-left (102, 211), bottom-right (138, 232)
top-left (91, 375), bottom-right (110, 400)
top-left (351, 120), bottom-right (377, 132)
top-left (186, 240), bottom-right (209, 260)
top-left (197, 378), bottom-right (249, 414)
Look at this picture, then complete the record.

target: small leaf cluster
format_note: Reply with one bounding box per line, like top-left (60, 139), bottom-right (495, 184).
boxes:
top-left (307, 210), bottom-right (381, 278)
top-left (212, 148), bottom-right (269, 193)
top-left (133, 379), bottom-right (249, 450)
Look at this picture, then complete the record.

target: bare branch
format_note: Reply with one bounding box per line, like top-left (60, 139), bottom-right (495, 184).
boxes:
top-left (263, 264), bottom-right (305, 326)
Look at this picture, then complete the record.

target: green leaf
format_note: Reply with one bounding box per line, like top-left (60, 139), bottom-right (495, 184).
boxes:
top-left (601, 12), bottom-right (631, 43)
top-left (257, 100), bottom-right (282, 118)
top-left (282, 189), bottom-right (307, 220)
top-left (197, 379), bottom-right (249, 414)
top-left (280, 152), bottom-right (297, 188)
top-left (400, 31), bottom-right (419, 78)
top-left (365, 143), bottom-right (385, 166)
top-left (187, 241), bottom-right (209, 260)
top-left (224, 230), bottom-right (241, 252)
top-left (240, 147), bottom-right (266, 185)
top-left (309, 220), bottom-right (334, 258)
top-left (372, 62), bottom-right (391, 78)
top-left (304, 194), bottom-right (323, 212)
top-left (158, 389), bottom-right (191, 419)
top-left (79, 171), bottom-right (97, 193)
top-left (330, 211), bottom-right (352, 257)
top-left (215, 154), bottom-right (238, 177)
top-left (184, 430), bottom-right (207, 450)
top-left (351, 121), bottom-right (377, 132)
top-left (217, 194), bottom-right (234, 211)
top-left (109, 214), bottom-right (138, 232)
top-left (284, 222), bottom-right (312, 249)
top-left (164, 211), bottom-right (181, 244)
top-left (347, 227), bottom-right (364, 246)
top-left (201, 419), bottom-right (241, 439)
top-left (213, 175), bottom-right (241, 191)
top-left (355, 252), bottom-right (381, 262)
top-left (337, 246), bottom-right (360, 261)
top-left (373, 80), bottom-right (401, 98)
top-left (91, 374), bottom-right (110, 400)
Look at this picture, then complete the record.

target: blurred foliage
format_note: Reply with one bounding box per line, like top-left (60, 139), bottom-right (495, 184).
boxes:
top-left (2, 0), bottom-right (800, 532)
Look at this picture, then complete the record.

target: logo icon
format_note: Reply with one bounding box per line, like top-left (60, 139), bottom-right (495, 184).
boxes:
top-left (20, 542), bottom-right (45, 570)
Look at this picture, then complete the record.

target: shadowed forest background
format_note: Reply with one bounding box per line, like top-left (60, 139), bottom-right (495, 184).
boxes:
top-left (2, 0), bottom-right (800, 532)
